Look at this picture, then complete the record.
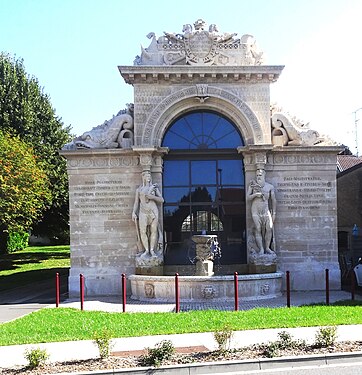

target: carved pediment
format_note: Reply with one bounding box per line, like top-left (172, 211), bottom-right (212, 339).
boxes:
top-left (134, 19), bottom-right (264, 67)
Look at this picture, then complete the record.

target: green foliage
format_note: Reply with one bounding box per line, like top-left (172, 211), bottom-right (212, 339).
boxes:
top-left (6, 230), bottom-right (29, 253)
top-left (262, 331), bottom-right (306, 358)
top-left (0, 53), bottom-right (72, 242)
top-left (24, 347), bottom-right (49, 368)
top-left (0, 245), bottom-right (70, 290)
top-left (314, 326), bottom-right (337, 347)
top-left (1, 305), bottom-right (362, 346)
top-left (141, 340), bottom-right (175, 367)
top-left (213, 325), bottom-right (234, 352)
top-left (0, 131), bottom-right (51, 252)
top-left (93, 328), bottom-right (114, 359)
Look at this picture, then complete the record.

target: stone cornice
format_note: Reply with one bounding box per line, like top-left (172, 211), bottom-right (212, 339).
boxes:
top-left (271, 146), bottom-right (343, 153)
top-left (118, 65), bottom-right (284, 84)
top-left (59, 148), bottom-right (135, 158)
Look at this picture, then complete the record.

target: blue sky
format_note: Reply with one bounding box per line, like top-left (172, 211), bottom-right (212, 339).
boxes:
top-left (1, 0), bottom-right (362, 153)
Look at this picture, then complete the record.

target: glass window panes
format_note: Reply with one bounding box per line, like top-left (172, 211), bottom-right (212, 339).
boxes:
top-left (162, 111), bottom-right (243, 149)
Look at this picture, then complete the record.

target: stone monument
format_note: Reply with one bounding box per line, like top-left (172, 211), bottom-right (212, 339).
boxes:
top-left (61, 19), bottom-right (341, 297)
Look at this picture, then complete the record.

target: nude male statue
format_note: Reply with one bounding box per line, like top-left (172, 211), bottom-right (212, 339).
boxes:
top-left (247, 169), bottom-right (276, 254)
top-left (132, 170), bottom-right (164, 257)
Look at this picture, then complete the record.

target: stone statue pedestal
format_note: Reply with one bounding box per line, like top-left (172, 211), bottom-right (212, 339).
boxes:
top-left (135, 252), bottom-right (163, 269)
top-left (249, 264), bottom-right (277, 274)
top-left (192, 234), bottom-right (218, 276)
top-left (248, 250), bottom-right (277, 274)
top-left (196, 259), bottom-right (214, 276)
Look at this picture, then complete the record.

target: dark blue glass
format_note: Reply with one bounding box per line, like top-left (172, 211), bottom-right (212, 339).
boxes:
top-left (163, 160), bottom-right (189, 186)
top-left (163, 187), bottom-right (190, 203)
top-left (218, 160), bottom-right (244, 185)
top-left (191, 161), bottom-right (216, 185)
top-left (162, 111), bottom-right (243, 149)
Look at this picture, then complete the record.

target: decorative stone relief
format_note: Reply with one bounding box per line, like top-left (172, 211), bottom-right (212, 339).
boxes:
top-left (202, 285), bottom-right (217, 299)
top-left (134, 19), bottom-right (264, 66)
top-left (67, 156), bottom-right (139, 169)
top-left (144, 283), bottom-right (155, 298)
top-left (142, 86), bottom-right (263, 146)
top-left (271, 112), bottom-right (336, 147)
top-left (260, 284), bottom-right (270, 295)
top-left (63, 104), bottom-right (134, 150)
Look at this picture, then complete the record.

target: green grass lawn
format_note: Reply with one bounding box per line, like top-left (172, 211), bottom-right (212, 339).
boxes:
top-left (0, 246), bottom-right (70, 291)
top-left (1, 247), bottom-right (361, 348)
top-left (1, 302), bottom-right (362, 346)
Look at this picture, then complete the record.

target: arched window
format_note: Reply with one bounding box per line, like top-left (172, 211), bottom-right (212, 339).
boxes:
top-left (162, 111), bottom-right (242, 149)
top-left (162, 110), bottom-right (246, 266)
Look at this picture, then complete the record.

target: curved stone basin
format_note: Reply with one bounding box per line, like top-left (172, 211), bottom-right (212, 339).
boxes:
top-left (129, 272), bottom-right (283, 302)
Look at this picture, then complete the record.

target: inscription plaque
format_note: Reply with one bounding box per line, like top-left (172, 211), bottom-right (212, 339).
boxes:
top-left (276, 176), bottom-right (333, 210)
top-left (72, 179), bottom-right (132, 216)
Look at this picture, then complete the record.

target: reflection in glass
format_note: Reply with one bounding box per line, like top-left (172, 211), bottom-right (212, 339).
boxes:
top-left (181, 211), bottom-right (224, 232)
top-left (163, 187), bottom-right (190, 203)
top-left (162, 111), bottom-right (243, 150)
top-left (191, 161), bottom-right (216, 185)
top-left (163, 160), bottom-right (189, 186)
top-left (162, 110), bottom-right (246, 265)
top-left (218, 160), bottom-right (244, 185)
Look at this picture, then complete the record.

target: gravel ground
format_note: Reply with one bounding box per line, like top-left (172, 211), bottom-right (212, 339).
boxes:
top-left (3, 341), bottom-right (362, 374)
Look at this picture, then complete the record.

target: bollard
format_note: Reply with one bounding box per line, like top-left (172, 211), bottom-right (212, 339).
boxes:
top-left (80, 274), bottom-right (84, 311)
top-left (122, 273), bottom-right (127, 313)
top-left (325, 268), bottom-right (330, 305)
top-left (175, 273), bottom-right (180, 313)
top-left (286, 271), bottom-right (291, 308)
top-left (55, 272), bottom-right (60, 308)
top-left (234, 272), bottom-right (239, 311)
top-left (351, 270), bottom-right (355, 301)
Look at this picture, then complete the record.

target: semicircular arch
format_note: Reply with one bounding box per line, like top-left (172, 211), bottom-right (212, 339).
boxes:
top-left (141, 86), bottom-right (263, 146)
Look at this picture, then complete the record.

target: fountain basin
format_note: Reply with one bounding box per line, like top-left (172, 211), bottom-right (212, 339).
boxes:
top-left (129, 272), bottom-right (283, 302)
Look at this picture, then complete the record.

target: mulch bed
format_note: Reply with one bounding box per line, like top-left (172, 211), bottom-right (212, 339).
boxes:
top-left (2, 341), bottom-right (362, 374)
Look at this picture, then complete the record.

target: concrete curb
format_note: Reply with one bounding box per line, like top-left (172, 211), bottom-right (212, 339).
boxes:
top-left (64, 351), bottom-right (362, 374)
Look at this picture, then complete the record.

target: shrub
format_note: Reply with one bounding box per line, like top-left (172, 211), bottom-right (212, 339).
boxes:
top-left (262, 331), bottom-right (306, 358)
top-left (24, 347), bottom-right (49, 368)
top-left (213, 325), bottom-right (234, 352)
top-left (314, 326), bottom-right (337, 347)
top-left (6, 231), bottom-right (29, 253)
top-left (93, 328), bottom-right (114, 359)
top-left (141, 340), bottom-right (175, 367)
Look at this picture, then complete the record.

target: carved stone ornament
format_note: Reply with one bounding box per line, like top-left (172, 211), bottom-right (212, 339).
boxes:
top-left (134, 19), bottom-right (264, 67)
top-left (270, 111), bottom-right (337, 147)
top-left (63, 104), bottom-right (134, 150)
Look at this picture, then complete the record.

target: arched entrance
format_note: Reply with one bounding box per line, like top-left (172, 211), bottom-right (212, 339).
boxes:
top-left (161, 110), bottom-right (246, 267)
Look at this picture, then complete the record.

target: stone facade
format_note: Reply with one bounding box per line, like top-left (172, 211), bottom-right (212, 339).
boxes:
top-left (61, 20), bottom-right (341, 296)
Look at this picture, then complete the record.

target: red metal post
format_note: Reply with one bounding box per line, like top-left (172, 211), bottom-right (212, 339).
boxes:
top-left (175, 273), bottom-right (180, 313)
top-left (55, 272), bottom-right (60, 307)
top-left (122, 273), bottom-right (127, 313)
top-left (234, 272), bottom-right (239, 311)
top-left (351, 270), bottom-right (355, 301)
top-left (286, 271), bottom-right (291, 308)
top-left (325, 268), bottom-right (330, 305)
top-left (80, 274), bottom-right (84, 311)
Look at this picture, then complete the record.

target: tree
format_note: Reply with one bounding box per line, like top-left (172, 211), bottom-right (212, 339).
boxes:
top-left (0, 131), bottom-right (51, 252)
top-left (0, 53), bottom-right (72, 243)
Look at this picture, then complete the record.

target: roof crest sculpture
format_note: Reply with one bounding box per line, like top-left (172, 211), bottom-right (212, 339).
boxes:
top-left (134, 19), bottom-right (264, 66)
